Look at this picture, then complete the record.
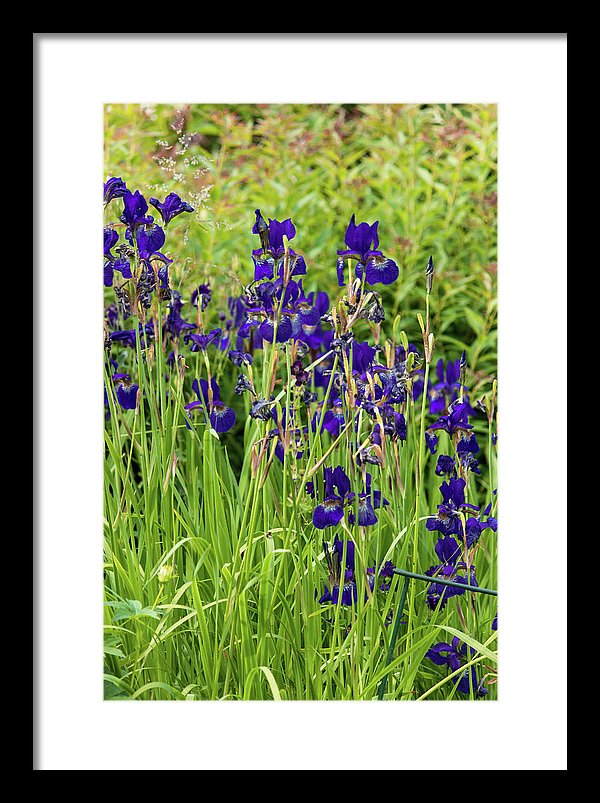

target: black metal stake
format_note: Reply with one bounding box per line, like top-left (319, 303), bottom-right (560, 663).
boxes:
top-left (377, 568), bottom-right (498, 700)
top-left (377, 575), bottom-right (410, 700)
top-left (392, 567), bottom-right (498, 597)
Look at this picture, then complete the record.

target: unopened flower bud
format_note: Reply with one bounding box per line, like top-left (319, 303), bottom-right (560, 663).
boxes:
top-left (158, 564), bottom-right (177, 583)
top-left (400, 330), bottom-right (409, 354)
top-left (426, 255), bottom-right (434, 293)
top-left (475, 398), bottom-right (488, 416)
top-left (254, 208), bottom-right (270, 253)
top-left (460, 350), bottom-right (467, 386)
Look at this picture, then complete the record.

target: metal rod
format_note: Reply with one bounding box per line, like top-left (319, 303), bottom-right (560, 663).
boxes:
top-left (392, 567), bottom-right (498, 596)
top-left (377, 574), bottom-right (410, 700)
top-left (376, 569), bottom-right (497, 699)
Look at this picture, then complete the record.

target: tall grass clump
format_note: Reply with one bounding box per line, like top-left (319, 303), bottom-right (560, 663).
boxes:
top-left (103, 104), bottom-right (498, 701)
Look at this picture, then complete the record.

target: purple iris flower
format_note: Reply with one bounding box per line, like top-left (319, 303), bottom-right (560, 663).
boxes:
top-left (337, 214), bottom-right (380, 262)
top-left (336, 214), bottom-right (398, 286)
top-left (269, 409), bottom-right (307, 464)
top-left (318, 536), bottom-right (359, 606)
top-left (245, 294), bottom-right (296, 345)
top-left (312, 467), bottom-right (387, 530)
top-left (346, 473), bottom-right (389, 527)
top-left (329, 339), bottom-right (379, 389)
top-left (163, 291), bottom-right (195, 339)
top-left (228, 349), bottom-right (253, 367)
top-left (312, 466), bottom-right (351, 529)
top-left (134, 223), bottom-right (166, 259)
top-left (320, 398), bottom-right (346, 437)
top-left (104, 226), bottom-right (132, 287)
top-left (428, 477), bottom-right (496, 549)
top-left (249, 398), bottom-right (275, 421)
top-left (426, 637), bottom-right (464, 672)
top-left (425, 432), bottom-right (439, 455)
top-left (109, 324), bottom-right (154, 350)
top-left (317, 537), bottom-right (394, 606)
top-left (105, 302), bottom-right (119, 330)
top-left (104, 176), bottom-right (128, 205)
top-left (463, 503), bottom-right (498, 548)
top-left (351, 341), bottom-right (378, 375)
top-left (286, 282), bottom-right (321, 336)
top-left (425, 530), bottom-right (481, 610)
top-left (256, 215), bottom-right (295, 257)
top-left (184, 377), bottom-right (236, 434)
top-left (149, 192), bottom-right (194, 226)
top-left (257, 313), bottom-right (294, 344)
top-left (103, 260), bottom-right (115, 288)
top-left (120, 189), bottom-right (154, 230)
top-left (124, 221), bottom-right (171, 267)
top-left (292, 282), bottom-right (333, 351)
top-left (347, 495), bottom-right (378, 527)
top-left (378, 560), bottom-right (397, 592)
top-left (435, 535), bottom-right (463, 566)
top-left (251, 209), bottom-right (307, 281)
top-left (456, 433), bottom-right (481, 475)
top-left (425, 561), bottom-right (478, 611)
top-left (371, 407), bottom-right (407, 444)
top-left (317, 535), bottom-right (377, 606)
top-left (191, 284), bottom-right (212, 311)
top-left (184, 328), bottom-right (223, 352)
top-left (426, 477), bottom-right (480, 537)
top-left (156, 263), bottom-right (171, 301)
top-left (377, 369), bottom-right (409, 406)
top-left (249, 279), bottom-right (277, 303)
top-left (112, 373), bottom-right (139, 411)
top-left (355, 255), bottom-right (399, 287)
top-left (104, 226), bottom-right (119, 257)
top-left (429, 358), bottom-right (462, 415)
top-left (251, 279), bottom-right (319, 340)
top-left (109, 329), bottom-right (137, 349)
top-left (426, 636), bottom-right (487, 696)
top-left (308, 290), bottom-right (330, 319)
top-left (427, 401), bottom-right (474, 438)
top-left (435, 454), bottom-right (457, 477)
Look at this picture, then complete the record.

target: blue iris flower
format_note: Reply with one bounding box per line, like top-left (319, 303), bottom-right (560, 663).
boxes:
top-left (149, 192), bottom-right (194, 226)
top-left (184, 377), bottom-right (236, 434)
top-left (426, 636), bottom-right (488, 696)
top-left (251, 209), bottom-right (307, 281)
top-left (336, 214), bottom-right (399, 286)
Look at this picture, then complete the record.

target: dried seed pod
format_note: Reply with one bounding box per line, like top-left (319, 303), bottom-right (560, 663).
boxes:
top-left (114, 284), bottom-right (132, 319)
